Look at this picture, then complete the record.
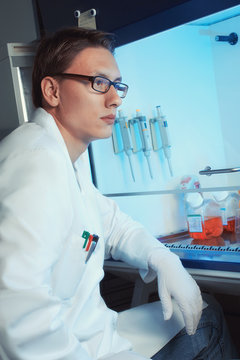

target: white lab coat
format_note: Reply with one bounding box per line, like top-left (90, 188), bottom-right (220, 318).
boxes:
top-left (0, 108), bottom-right (167, 360)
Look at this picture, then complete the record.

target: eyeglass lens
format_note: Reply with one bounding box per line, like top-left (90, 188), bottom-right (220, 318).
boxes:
top-left (93, 77), bottom-right (128, 98)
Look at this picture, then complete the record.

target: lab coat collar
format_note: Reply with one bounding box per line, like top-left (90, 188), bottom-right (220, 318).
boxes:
top-left (31, 107), bottom-right (70, 157)
top-left (31, 108), bottom-right (88, 170)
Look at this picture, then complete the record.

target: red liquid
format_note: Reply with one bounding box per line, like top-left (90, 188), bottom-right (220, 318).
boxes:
top-left (223, 217), bottom-right (235, 232)
top-left (188, 216), bottom-right (223, 240)
top-left (191, 237), bottom-right (225, 246)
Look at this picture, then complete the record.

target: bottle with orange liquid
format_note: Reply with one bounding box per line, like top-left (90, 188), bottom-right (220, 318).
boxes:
top-left (185, 192), bottom-right (223, 240)
top-left (212, 191), bottom-right (240, 232)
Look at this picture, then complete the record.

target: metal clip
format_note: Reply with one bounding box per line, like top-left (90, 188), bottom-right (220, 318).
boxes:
top-left (199, 166), bottom-right (240, 176)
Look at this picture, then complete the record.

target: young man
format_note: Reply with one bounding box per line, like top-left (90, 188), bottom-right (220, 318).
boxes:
top-left (0, 27), bottom-right (236, 360)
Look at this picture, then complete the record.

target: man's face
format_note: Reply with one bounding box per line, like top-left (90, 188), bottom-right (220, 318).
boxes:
top-left (52, 47), bottom-right (123, 149)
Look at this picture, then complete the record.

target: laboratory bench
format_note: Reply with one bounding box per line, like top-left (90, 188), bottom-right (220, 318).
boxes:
top-left (103, 230), bottom-right (240, 308)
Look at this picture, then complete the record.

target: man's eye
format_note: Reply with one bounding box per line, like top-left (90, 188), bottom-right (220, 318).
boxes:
top-left (95, 78), bottom-right (109, 87)
top-left (96, 79), bottom-right (104, 86)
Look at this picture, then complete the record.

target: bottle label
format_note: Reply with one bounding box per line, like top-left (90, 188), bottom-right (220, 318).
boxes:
top-left (187, 215), bottom-right (203, 233)
top-left (220, 207), bottom-right (227, 225)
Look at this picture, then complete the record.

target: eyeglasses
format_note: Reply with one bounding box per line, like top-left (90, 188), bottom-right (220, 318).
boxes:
top-left (52, 73), bottom-right (129, 98)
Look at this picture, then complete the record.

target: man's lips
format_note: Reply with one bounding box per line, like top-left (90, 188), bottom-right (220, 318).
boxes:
top-left (100, 114), bottom-right (116, 124)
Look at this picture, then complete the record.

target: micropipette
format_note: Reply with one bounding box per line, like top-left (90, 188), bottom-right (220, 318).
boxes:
top-left (149, 118), bottom-right (162, 151)
top-left (128, 118), bottom-right (142, 153)
top-left (112, 118), bottom-right (123, 154)
top-left (118, 110), bottom-right (136, 182)
top-left (156, 105), bottom-right (173, 176)
top-left (135, 110), bottom-right (153, 179)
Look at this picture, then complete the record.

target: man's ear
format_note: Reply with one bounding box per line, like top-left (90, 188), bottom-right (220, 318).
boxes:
top-left (41, 76), bottom-right (60, 107)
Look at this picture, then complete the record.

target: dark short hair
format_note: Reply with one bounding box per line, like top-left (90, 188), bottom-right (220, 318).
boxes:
top-left (32, 27), bottom-right (116, 108)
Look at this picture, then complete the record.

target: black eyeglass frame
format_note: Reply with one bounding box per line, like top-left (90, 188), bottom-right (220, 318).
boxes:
top-left (51, 73), bottom-right (129, 98)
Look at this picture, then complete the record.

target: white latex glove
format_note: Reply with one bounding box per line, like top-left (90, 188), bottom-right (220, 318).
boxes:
top-left (99, 350), bottom-right (150, 360)
top-left (148, 249), bottom-right (203, 335)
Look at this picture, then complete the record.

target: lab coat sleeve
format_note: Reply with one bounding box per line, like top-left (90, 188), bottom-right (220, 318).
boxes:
top-left (0, 148), bottom-right (93, 360)
top-left (93, 188), bottom-right (170, 282)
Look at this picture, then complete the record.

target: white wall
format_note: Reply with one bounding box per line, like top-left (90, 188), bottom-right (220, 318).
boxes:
top-left (92, 21), bottom-right (227, 195)
top-left (112, 193), bottom-right (187, 237)
top-left (91, 10), bottom-right (240, 236)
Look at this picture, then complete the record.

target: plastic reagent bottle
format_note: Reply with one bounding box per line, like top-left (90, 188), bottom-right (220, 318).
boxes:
top-left (185, 192), bottom-right (223, 240)
top-left (212, 191), bottom-right (240, 232)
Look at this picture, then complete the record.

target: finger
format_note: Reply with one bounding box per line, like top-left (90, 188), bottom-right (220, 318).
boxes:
top-left (191, 305), bottom-right (202, 335)
top-left (189, 295), bottom-right (203, 334)
top-left (182, 301), bottom-right (202, 335)
top-left (158, 278), bottom-right (173, 320)
top-left (183, 311), bottom-right (195, 335)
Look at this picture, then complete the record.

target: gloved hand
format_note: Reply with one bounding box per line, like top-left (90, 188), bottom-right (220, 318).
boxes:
top-left (148, 248), bottom-right (203, 335)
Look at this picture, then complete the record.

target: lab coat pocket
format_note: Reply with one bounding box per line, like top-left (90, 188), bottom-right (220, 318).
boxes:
top-left (51, 233), bottom-right (88, 300)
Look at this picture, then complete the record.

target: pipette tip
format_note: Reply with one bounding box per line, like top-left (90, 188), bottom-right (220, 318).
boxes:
top-left (167, 158), bottom-right (173, 177)
top-left (127, 155), bottom-right (136, 182)
top-left (146, 156), bottom-right (153, 179)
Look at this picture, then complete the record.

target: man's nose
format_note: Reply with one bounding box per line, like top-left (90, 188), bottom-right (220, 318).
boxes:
top-left (105, 85), bottom-right (122, 108)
